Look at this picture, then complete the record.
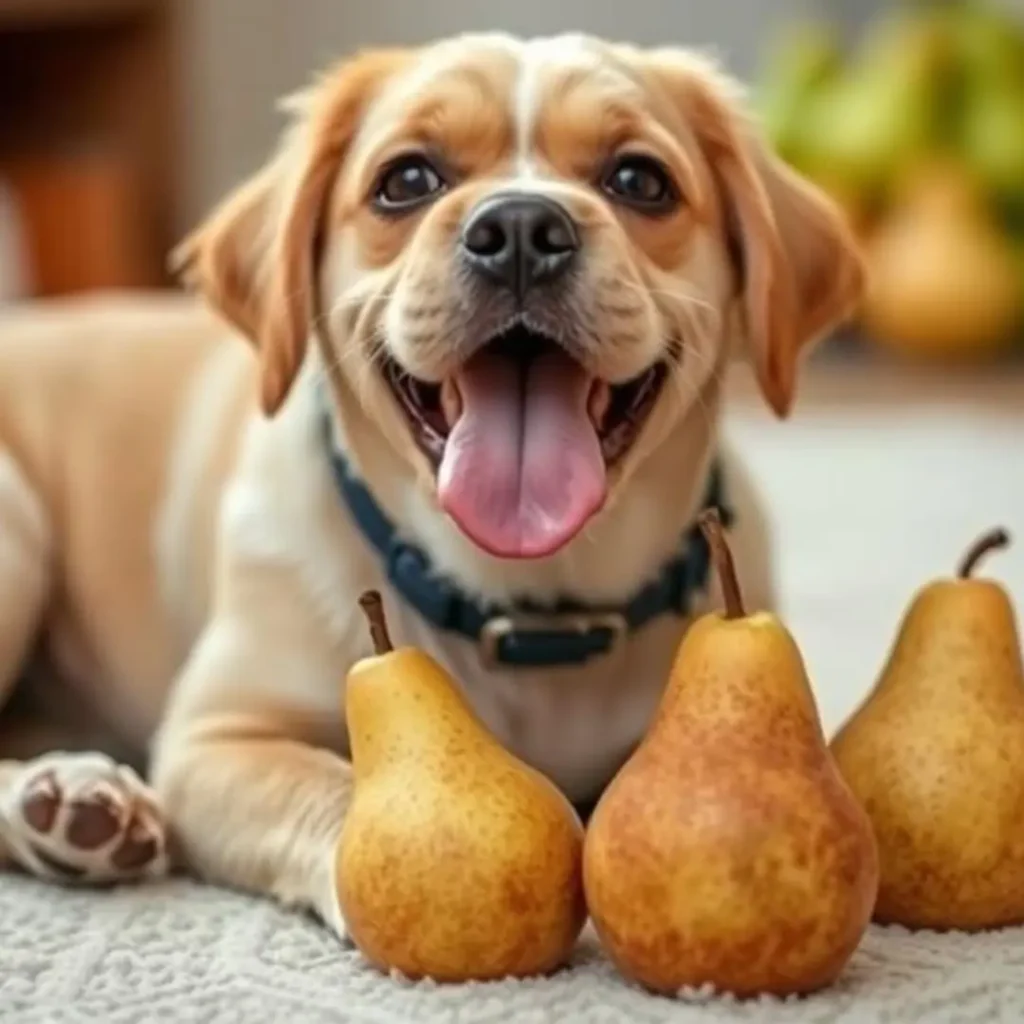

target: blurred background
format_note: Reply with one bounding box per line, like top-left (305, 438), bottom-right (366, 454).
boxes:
top-left (1, 0), bottom-right (1024, 366)
top-left (0, 0), bottom-right (1021, 727)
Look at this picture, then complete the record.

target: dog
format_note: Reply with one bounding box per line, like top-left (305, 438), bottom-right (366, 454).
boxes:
top-left (0, 32), bottom-right (863, 936)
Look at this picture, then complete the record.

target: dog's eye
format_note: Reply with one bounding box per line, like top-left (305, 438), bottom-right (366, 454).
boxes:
top-left (374, 156), bottom-right (446, 212)
top-left (603, 156), bottom-right (677, 212)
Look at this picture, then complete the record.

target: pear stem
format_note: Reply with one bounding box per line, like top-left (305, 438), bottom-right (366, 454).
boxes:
top-left (358, 590), bottom-right (394, 654)
top-left (958, 527), bottom-right (1012, 579)
top-left (698, 508), bottom-right (745, 620)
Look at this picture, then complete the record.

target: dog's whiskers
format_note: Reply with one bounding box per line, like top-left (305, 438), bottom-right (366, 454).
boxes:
top-left (616, 277), bottom-right (720, 317)
top-left (621, 280), bottom-right (720, 333)
top-left (667, 352), bottom-right (718, 432)
top-left (311, 286), bottom-right (392, 405)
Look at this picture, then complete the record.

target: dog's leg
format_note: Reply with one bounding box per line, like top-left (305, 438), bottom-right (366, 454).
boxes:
top-left (0, 453), bottom-right (50, 704)
top-left (153, 730), bottom-right (351, 937)
top-left (0, 451), bottom-right (170, 884)
top-left (150, 585), bottom-right (355, 939)
top-left (0, 450), bottom-right (53, 871)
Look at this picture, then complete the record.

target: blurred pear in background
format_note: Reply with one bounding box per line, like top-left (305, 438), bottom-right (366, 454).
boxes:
top-left (756, 0), bottom-right (1024, 363)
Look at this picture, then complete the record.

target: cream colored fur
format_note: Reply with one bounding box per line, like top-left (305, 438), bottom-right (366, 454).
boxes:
top-left (0, 33), bottom-right (862, 935)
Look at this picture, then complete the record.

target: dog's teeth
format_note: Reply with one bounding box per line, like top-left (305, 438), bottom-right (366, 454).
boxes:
top-left (441, 379), bottom-right (462, 428)
top-left (588, 382), bottom-right (611, 431)
top-left (409, 380), bottom-right (430, 407)
top-left (629, 371), bottom-right (655, 412)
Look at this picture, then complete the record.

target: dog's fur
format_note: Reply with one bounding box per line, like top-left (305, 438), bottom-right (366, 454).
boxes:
top-left (0, 34), bottom-right (862, 933)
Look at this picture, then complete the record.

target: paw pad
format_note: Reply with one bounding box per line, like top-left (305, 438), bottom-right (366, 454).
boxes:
top-left (1, 753), bottom-right (169, 885)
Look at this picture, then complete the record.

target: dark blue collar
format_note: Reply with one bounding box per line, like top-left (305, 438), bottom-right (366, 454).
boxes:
top-left (322, 407), bottom-right (732, 668)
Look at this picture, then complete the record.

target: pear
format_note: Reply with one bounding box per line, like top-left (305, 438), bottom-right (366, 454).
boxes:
top-left (336, 592), bottom-right (586, 982)
top-left (583, 511), bottom-right (879, 998)
top-left (862, 161), bottom-right (1023, 360)
top-left (831, 527), bottom-right (1024, 932)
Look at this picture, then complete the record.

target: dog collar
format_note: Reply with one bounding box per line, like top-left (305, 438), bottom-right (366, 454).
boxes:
top-left (321, 404), bottom-right (732, 669)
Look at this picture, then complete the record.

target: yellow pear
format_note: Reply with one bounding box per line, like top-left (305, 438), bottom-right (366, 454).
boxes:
top-left (583, 511), bottom-right (878, 997)
top-left (862, 162), bottom-right (1023, 360)
top-left (831, 527), bottom-right (1024, 931)
top-left (336, 591), bottom-right (586, 982)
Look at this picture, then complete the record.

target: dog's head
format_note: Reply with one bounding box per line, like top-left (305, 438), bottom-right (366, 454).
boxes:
top-left (175, 34), bottom-right (863, 562)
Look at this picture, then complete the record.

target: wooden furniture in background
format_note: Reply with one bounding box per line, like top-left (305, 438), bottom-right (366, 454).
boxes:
top-left (0, 0), bottom-right (179, 295)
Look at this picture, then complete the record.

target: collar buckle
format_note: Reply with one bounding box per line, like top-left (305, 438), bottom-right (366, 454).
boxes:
top-left (321, 384), bottom-right (730, 669)
top-left (479, 611), bottom-right (629, 670)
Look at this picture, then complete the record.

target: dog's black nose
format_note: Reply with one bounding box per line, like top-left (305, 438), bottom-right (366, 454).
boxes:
top-left (460, 192), bottom-right (580, 299)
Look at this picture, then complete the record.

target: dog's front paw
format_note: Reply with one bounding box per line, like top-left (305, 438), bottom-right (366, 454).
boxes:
top-left (0, 752), bottom-right (169, 885)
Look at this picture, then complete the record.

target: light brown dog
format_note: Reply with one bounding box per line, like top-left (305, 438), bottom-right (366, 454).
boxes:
top-left (0, 34), bottom-right (862, 935)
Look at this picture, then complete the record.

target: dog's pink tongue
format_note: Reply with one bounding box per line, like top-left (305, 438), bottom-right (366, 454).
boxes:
top-left (438, 348), bottom-right (606, 559)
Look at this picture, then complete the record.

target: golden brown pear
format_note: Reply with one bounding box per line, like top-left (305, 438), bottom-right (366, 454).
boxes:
top-left (862, 163), bottom-right (1023, 360)
top-left (831, 527), bottom-right (1024, 931)
top-left (336, 592), bottom-right (586, 982)
top-left (583, 511), bottom-right (879, 997)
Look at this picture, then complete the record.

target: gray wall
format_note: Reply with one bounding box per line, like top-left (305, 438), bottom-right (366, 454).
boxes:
top-left (177, 0), bottom-right (868, 231)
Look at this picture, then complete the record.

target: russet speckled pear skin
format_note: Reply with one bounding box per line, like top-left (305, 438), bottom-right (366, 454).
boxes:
top-left (831, 573), bottom-right (1024, 931)
top-left (583, 611), bottom-right (879, 998)
top-left (337, 645), bottom-right (586, 983)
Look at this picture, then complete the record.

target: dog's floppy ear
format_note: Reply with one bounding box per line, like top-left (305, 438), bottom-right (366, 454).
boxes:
top-left (171, 49), bottom-right (409, 416)
top-left (644, 50), bottom-right (866, 417)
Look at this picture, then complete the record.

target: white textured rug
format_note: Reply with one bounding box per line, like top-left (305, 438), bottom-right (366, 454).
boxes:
top-left (6, 876), bottom-right (1024, 1023)
top-left (3, 360), bottom-right (1024, 1023)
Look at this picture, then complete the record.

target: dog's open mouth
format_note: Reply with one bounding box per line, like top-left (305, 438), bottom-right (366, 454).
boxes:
top-left (383, 325), bottom-right (666, 559)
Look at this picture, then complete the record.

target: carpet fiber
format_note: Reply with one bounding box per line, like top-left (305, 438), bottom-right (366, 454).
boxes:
top-left (5, 876), bottom-right (1024, 1023)
top-left (3, 361), bottom-right (1024, 1023)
